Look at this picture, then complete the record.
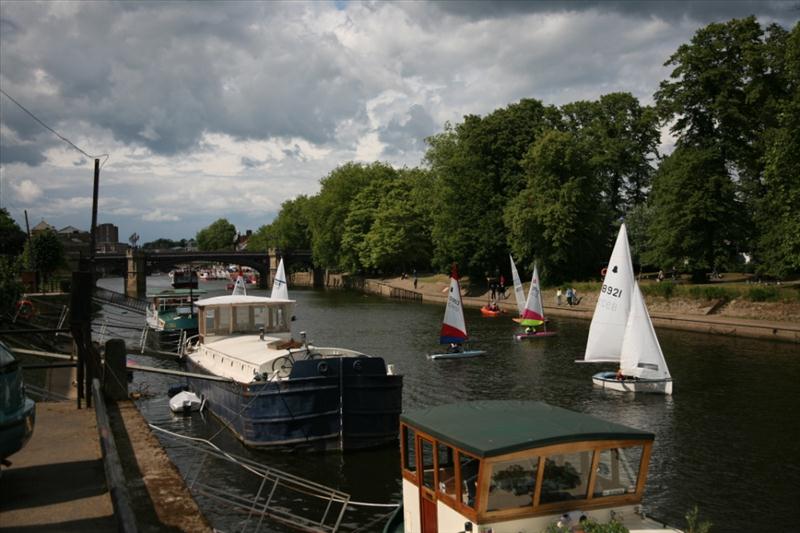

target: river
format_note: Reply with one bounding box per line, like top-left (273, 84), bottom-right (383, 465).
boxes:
top-left (96, 276), bottom-right (800, 532)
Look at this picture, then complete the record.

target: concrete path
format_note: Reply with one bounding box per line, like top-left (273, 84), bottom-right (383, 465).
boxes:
top-left (0, 402), bottom-right (116, 532)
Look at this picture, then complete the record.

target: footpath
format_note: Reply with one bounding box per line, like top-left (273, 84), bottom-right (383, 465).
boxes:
top-left (365, 276), bottom-right (800, 344)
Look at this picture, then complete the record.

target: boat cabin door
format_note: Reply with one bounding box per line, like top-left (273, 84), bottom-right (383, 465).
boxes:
top-left (417, 436), bottom-right (438, 533)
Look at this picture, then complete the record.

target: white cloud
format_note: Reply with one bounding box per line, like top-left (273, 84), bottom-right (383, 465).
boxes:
top-left (11, 179), bottom-right (42, 202)
top-left (142, 209), bottom-right (180, 222)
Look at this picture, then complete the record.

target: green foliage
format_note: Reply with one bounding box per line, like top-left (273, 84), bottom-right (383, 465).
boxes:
top-left (643, 281), bottom-right (676, 300)
top-left (687, 285), bottom-right (732, 301)
top-left (0, 256), bottom-right (23, 317)
top-left (645, 145), bottom-right (743, 276)
top-left (505, 130), bottom-right (611, 284)
top-left (0, 209), bottom-right (26, 257)
top-left (25, 230), bottom-right (65, 282)
top-left (685, 505), bottom-right (712, 533)
top-left (543, 517), bottom-right (629, 533)
top-left (142, 238), bottom-right (187, 250)
top-left (746, 286), bottom-right (780, 302)
top-left (248, 196), bottom-right (312, 253)
top-left (196, 218), bottom-right (237, 251)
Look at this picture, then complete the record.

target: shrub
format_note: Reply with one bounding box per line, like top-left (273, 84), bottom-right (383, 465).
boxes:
top-left (687, 286), bottom-right (731, 301)
top-left (644, 281), bottom-right (675, 299)
top-left (746, 286), bottom-right (780, 302)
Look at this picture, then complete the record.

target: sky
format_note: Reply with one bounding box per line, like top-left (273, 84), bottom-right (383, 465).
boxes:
top-left (1, 1), bottom-right (797, 244)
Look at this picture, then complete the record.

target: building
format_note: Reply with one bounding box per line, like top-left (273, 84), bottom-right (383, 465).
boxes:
top-left (96, 223), bottom-right (119, 245)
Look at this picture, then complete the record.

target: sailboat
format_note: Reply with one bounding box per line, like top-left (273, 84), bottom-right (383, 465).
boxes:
top-left (429, 267), bottom-right (486, 360)
top-left (271, 258), bottom-right (288, 299)
top-left (231, 275), bottom-right (247, 296)
top-left (510, 254), bottom-right (526, 317)
top-left (578, 223), bottom-right (673, 394)
top-left (513, 263), bottom-right (557, 339)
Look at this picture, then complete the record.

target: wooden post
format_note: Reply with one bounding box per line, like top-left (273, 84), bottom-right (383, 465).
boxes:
top-left (104, 339), bottom-right (128, 401)
top-left (70, 270), bottom-right (93, 408)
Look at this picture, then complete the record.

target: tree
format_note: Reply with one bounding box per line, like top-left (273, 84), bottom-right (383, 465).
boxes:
top-left (307, 162), bottom-right (396, 269)
top-left (644, 145), bottom-right (743, 279)
top-left (0, 209), bottom-right (26, 257)
top-left (504, 130), bottom-right (610, 283)
top-left (752, 23), bottom-right (800, 278)
top-left (25, 230), bottom-right (65, 284)
top-left (248, 196), bottom-right (312, 253)
top-left (196, 219), bottom-right (237, 251)
top-left (0, 257), bottom-right (23, 318)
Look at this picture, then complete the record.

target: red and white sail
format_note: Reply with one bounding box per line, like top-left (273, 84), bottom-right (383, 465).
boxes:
top-left (518, 263), bottom-right (545, 326)
top-left (439, 269), bottom-right (467, 344)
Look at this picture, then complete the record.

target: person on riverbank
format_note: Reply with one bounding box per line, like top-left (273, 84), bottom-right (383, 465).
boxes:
top-left (566, 287), bottom-right (574, 305)
top-left (556, 288), bottom-right (563, 305)
top-left (413, 270), bottom-right (418, 290)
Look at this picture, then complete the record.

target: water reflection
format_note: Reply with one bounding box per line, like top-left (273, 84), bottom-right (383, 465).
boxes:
top-left (96, 278), bottom-right (800, 532)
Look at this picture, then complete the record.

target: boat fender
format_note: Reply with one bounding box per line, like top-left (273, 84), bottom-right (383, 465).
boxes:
top-left (317, 361), bottom-right (329, 375)
top-left (353, 359), bottom-right (363, 373)
top-left (15, 299), bottom-right (35, 320)
top-left (601, 267), bottom-right (608, 278)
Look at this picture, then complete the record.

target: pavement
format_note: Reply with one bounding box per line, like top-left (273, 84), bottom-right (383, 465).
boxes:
top-left (377, 276), bottom-right (800, 343)
top-left (0, 402), bottom-right (116, 532)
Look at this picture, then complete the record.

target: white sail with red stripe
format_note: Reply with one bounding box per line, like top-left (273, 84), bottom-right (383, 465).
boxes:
top-left (439, 269), bottom-right (467, 344)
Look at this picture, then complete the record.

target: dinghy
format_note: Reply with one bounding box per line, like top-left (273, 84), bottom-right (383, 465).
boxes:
top-left (169, 390), bottom-right (203, 413)
top-left (578, 223), bottom-right (673, 394)
top-left (429, 267), bottom-right (485, 360)
top-left (513, 263), bottom-right (556, 339)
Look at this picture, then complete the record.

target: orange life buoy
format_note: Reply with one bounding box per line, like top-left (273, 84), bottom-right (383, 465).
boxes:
top-left (16, 299), bottom-right (35, 320)
top-left (601, 268), bottom-right (608, 277)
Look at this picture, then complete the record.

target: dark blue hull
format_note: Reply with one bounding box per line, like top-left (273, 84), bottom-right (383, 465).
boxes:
top-left (186, 356), bottom-right (403, 451)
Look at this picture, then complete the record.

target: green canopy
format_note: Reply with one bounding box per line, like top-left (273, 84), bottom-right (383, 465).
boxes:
top-left (401, 400), bottom-right (653, 458)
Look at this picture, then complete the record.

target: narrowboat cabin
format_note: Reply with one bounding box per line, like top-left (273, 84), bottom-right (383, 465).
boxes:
top-left (146, 288), bottom-right (205, 332)
top-left (182, 294), bottom-right (403, 451)
top-left (394, 401), bottom-right (681, 532)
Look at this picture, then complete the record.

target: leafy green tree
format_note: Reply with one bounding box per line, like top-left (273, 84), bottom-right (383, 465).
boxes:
top-left (25, 230), bottom-right (65, 284)
top-left (307, 162), bottom-right (396, 269)
top-left (425, 99), bottom-right (560, 277)
top-left (0, 209), bottom-right (26, 257)
top-left (561, 93), bottom-right (660, 217)
top-left (504, 130), bottom-right (610, 283)
top-left (196, 218), bottom-right (237, 251)
top-left (249, 196), bottom-right (312, 253)
top-left (753, 23), bottom-right (800, 278)
top-left (644, 145), bottom-right (743, 279)
top-left (142, 238), bottom-right (187, 250)
top-left (0, 257), bottom-right (23, 318)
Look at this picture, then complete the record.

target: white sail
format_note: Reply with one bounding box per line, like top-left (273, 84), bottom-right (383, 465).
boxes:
top-left (519, 263), bottom-right (545, 325)
top-left (510, 255), bottom-right (526, 316)
top-left (583, 223), bottom-right (635, 362)
top-left (440, 276), bottom-right (467, 343)
top-left (231, 275), bottom-right (247, 296)
top-left (620, 283), bottom-right (671, 380)
top-left (271, 258), bottom-right (289, 300)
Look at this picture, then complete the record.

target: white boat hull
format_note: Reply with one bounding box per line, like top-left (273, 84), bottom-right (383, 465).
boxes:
top-left (592, 371), bottom-right (673, 395)
top-left (429, 349), bottom-right (486, 360)
top-left (169, 391), bottom-right (203, 413)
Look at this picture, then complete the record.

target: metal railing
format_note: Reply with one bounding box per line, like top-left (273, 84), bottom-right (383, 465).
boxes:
top-left (94, 287), bottom-right (148, 314)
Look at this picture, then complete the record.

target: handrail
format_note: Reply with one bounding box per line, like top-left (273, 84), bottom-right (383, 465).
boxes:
top-left (93, 287), bottom-right (148, 313)
top-left (92, 378), bottom-right (139, 533)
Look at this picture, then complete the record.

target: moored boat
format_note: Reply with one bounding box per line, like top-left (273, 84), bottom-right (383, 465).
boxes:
top-left (392, 400), bottom-right (682, 532)
top-left (171, 269), bottom-right (198, 289)
top-left (182, 294), bottom-right (403, 450)
top-left (146, 288), bottom-right (205, 332)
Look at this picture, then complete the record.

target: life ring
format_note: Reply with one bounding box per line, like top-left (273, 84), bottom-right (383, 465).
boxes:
top-left (601, 268), bottom-right (608, 278)
top-left (16, 299), bottom-right (35, 320)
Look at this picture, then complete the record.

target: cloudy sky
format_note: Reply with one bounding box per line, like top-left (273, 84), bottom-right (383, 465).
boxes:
top-left (1, 1), bottom-right (797, 244)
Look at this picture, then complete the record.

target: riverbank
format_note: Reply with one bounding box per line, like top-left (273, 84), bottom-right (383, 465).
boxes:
top-left (359, 275), bottom-right (800, 343)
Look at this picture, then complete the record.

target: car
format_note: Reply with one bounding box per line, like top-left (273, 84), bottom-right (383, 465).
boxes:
top-left (0, 340), bottom-right (36, 465)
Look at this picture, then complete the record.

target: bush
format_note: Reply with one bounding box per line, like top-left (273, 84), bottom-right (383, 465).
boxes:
top-left (687, 286), bottom-right (732, 301)
top-left (644, 281), bottom-right (676, 299)
top-left (746, 286), bottom-right (780, 302)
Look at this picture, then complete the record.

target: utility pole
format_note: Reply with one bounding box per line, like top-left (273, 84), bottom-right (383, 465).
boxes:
top-left (89, 158), bottom-right (100, 274)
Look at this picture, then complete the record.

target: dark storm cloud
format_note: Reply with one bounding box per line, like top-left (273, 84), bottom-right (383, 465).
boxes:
top-left (0, 2), bottom-right (366, 163)
top-left (378, 104), bottom-right (438, 156)
top-left (429, 1), bottom-right (800, 25)
top-left (0, 134), bottom-right (47, 166)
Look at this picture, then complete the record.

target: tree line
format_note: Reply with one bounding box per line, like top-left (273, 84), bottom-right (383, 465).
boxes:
top-left (198, 17), bottom-right (799, 284)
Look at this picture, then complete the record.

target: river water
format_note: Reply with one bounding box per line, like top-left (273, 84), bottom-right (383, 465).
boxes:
top-left (96, 276), bottom-right (800, 533)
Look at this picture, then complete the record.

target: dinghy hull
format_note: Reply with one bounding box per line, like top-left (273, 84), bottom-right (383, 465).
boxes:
top-left (428, 349), bottom-right (486, 360)
top-left (592, 371), bottom-right (673, 395)
top-left (515, 331), bottom-right (557, 340)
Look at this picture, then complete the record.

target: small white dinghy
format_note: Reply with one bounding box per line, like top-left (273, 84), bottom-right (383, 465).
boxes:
top-left (169, 390), bottom-right (203, 413)
top-left (429, 267), bottom-right (485, 360)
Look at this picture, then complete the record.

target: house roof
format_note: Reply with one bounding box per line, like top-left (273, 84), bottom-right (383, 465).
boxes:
top-left (32, 220), bottom-right (55, 232)
top-left (401, 401), bottom-right (654, 458)
top-left (58, 225), bottom-right (83, 234)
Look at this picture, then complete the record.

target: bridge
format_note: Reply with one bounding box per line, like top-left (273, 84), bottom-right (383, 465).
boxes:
top-left (95, 249), bottom-right (312, 299)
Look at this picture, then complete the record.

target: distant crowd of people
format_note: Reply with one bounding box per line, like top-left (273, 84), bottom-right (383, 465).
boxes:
top-left (556, 287), bottom-right (581, 306)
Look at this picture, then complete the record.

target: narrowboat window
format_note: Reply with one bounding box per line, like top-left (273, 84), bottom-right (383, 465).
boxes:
top-left (459, 453), bottom-right (480, 509)
top-left (437, 443), bottom-right (456, 499)
top-left (204, 309), bottom-right (215, 335)
top-left (486, 456), bottom-right (538, 511)
top-left (593, 445), bottom-right (643, 498)
top-left (540, 450), bottom-right (593, 504)
top-left (420, 438), bottom-right (435, 490)
top-left (402, 426), bottom-right (416, 473)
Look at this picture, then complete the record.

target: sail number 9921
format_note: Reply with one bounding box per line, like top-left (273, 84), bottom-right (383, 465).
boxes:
top-left (601, 284), bottom-right (623, 298)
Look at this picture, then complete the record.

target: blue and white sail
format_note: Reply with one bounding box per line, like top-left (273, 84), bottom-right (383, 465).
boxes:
top-left (271, 258), bottom-right (289, 300)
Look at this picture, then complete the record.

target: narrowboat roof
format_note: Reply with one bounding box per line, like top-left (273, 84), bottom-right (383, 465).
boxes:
top-left (194, 295), bottom-right (295, 306)
top-left (401, 401), bottom-right (654, 458)
top-left (146, 288), bottom-right (207, 298)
